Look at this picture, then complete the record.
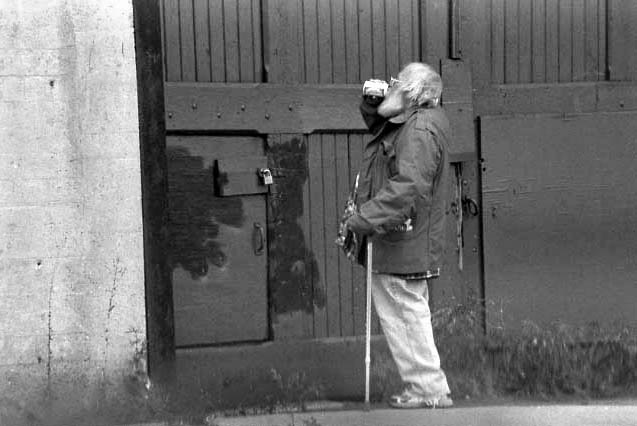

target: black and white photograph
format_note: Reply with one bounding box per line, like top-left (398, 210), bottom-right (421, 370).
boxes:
top-left (1, 1), bottom-right (636, 425)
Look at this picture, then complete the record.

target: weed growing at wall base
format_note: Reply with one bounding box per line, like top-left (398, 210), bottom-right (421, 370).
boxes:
top-left (432, 298), bottom-right (637, 400)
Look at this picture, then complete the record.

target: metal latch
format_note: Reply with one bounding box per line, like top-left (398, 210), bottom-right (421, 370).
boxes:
top-left (258, 168), bottom-right (273, 185)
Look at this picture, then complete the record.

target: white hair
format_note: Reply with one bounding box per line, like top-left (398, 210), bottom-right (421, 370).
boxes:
top-left (398, 62), bottom-right (443, 107)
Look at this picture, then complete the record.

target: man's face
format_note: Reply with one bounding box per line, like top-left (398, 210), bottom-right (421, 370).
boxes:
top-left (377, 78), bottom-right (407, 118)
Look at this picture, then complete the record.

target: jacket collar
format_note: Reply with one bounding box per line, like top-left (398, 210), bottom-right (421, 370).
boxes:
top-left (388, 106), bottom-right (420, 124)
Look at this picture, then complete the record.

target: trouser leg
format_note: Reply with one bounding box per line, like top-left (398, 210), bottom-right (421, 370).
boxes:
top-left (371, 272), bottom-right (450, 397)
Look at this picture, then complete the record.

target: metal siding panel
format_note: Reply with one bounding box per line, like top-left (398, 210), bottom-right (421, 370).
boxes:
top-left (209, 0), bottom-right (226, 82)
top-left (194, 0), bottom-right (211, 82)
top-left (309, 134), bottom-right (328, 338)
top-left (482, 113), bottom-right (637, 330)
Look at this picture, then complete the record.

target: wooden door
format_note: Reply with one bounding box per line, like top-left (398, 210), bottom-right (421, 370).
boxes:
top-left (481, 112), bottom-right (637, 329)
top-left (160, 0), bottom-right (480, 343)
top-left (167, 136), bottom-right (269, 346)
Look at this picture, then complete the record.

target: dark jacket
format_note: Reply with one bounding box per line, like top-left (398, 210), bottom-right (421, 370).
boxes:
top-left (348, 99), bottom-right (450, 276)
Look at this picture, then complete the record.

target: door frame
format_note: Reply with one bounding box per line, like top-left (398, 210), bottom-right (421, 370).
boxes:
top-left (132, 0), bottom-right (176, 384)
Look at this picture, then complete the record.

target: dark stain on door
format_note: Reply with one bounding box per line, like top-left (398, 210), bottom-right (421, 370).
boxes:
top-left (166, 146), bottom-right (245, 277)
top-left (268, 136), bottom-right (325, 315)
top-left (166, 136), bottom-right (269, 345)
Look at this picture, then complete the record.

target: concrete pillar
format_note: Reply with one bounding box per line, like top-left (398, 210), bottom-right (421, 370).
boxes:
top-left (0, 1), bottom-right (146, 423)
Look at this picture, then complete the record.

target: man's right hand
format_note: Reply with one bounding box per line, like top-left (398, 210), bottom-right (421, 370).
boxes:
top-left (363, 94), bottom-right (384, 107)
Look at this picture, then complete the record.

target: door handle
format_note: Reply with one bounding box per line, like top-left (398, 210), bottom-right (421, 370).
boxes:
top-left (253, 222), bottom-right (265, 256)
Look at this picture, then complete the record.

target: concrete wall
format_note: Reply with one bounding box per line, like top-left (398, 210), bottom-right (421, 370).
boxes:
top-left (0, 1), bottom-right (146, 424)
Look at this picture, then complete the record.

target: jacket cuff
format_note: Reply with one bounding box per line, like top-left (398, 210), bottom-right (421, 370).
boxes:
top-left (359, 98), bottom-right (386, 133)
top-left (346, 212), bottom-right (375, 236)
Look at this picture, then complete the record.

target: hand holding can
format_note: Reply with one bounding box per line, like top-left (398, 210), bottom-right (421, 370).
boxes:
top-left (362, 79), bottom-right (388, 106)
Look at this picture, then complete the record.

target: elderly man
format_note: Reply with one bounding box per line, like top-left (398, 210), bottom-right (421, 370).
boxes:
top-left (345, 62), bottom-right (452, 409)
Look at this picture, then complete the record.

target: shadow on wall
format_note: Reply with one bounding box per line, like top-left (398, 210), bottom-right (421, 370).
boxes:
top-left (166, 146), bottom-right (245, 278)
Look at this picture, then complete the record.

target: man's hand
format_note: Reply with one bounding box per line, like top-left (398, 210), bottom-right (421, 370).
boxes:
top-left (363, 94), bottom-right (384, 107)
top-left (345, 212), bottom-right (375, 236)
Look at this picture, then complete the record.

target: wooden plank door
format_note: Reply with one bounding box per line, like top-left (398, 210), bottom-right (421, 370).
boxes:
top-left (481, 112), bottom-right (637, 330)
top-left (161, 0), bottom-right (481, 344)
top-left (167, 135), bottom-right (269, 346)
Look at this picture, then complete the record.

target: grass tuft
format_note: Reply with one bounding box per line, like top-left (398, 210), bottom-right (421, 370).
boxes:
top-left (432, 298), bottom-right (637, 400)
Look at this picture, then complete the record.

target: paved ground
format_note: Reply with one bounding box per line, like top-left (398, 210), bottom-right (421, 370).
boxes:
top-left (126, 401), bottom-right (637, 426)
top-left (207, 405), bottom-right (637, 426)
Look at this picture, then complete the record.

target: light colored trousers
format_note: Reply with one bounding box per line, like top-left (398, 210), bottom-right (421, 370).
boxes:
top-left (371, 272), bottom-right (451, 398)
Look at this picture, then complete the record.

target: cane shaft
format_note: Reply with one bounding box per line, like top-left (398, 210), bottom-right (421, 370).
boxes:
top-left (365, 240), bottom-right (372, 405)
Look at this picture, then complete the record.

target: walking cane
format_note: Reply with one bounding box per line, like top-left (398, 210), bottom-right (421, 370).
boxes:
top-left (364, 239), bottom-right (373, 409)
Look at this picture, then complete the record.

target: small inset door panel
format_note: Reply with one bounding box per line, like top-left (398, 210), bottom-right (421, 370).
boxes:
top-left (167, 136), bottom-right (269, 346)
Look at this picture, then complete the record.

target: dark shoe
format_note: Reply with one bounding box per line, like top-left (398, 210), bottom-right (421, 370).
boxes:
top-left (389, 389), bottom-right (453, 409)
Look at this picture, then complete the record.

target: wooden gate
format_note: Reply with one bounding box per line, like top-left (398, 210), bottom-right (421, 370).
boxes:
top-left (160, 0), bottom-right (480, 348)
top-left (135, 0), bottom-right (637, 407)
